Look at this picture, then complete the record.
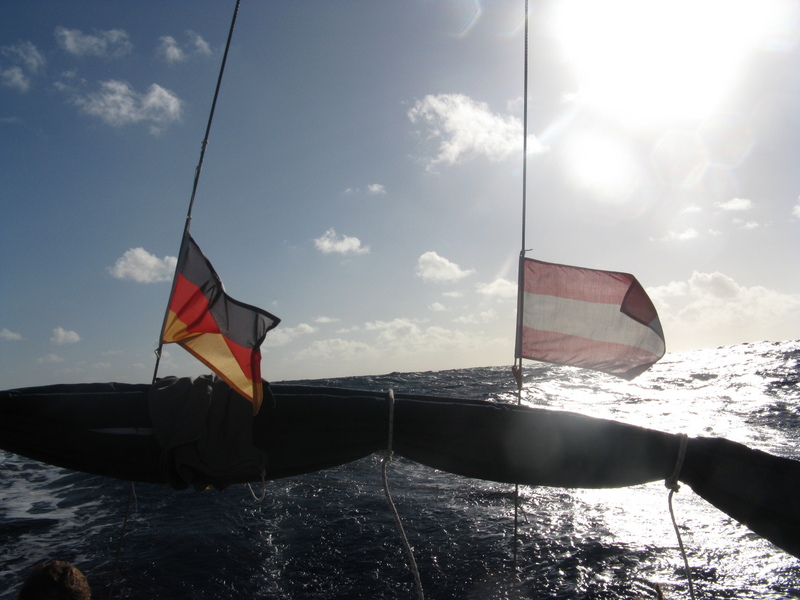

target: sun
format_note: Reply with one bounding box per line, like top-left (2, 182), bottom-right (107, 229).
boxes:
top-left (551, 0), bottom-right (791, 127)
top-left (564, 131), bottom-right (641, 201)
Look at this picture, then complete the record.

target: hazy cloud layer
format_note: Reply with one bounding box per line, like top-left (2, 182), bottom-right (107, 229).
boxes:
top-left (314, 228), bottom-right (369, 255)
top-left (291, 319), bottom-right (506, 377)
top-left (649, 271), bottom-right (800, 349)
top-left (416, 251), bottom-right (474, 283)
top-left (409, 93), bottom-right (545, 169)
top-left (109, 247), bottom-right (177, 283)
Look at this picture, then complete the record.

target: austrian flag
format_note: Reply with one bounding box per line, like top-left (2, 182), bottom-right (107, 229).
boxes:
top-left (516, 258), bottom-right (665, 380)
top-left (161, 235), bottom-right (280, 411)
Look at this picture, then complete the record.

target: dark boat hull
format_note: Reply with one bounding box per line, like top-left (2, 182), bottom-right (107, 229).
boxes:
top-left (2, 377), bottom-right (799, 559)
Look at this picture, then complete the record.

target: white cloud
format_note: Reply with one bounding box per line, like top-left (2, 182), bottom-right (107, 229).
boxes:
top-left (70, 80), bottom-right (182, 131)
top-left (362, 318), bottom-right (496, 357)
top-left (1, 66), bottom-right (29, 92)
top-left (314, 228), bottom-right (369, 255)
top-left (793, 201), bottom-right (800, 219)
top-left (648, 271), bottom-right (800, 350)
top-left (415, 251), bottom-right (474, 283)
top-left (364, 318), bottom-right (422, 344)
top-left (734, 219), bottom-right (759, 230)
top-left (158, 36), bottom-right (184, 63)
top-left (3, 41), bottom-right (46, 73)
top-left (285, 317), bottom-right (509, 377)
top-left (1, 328), bottom-right (22, 341)
top-left (189, 31), bottom-right (212, 56)
top-left (342, 184), bottom-right (386, 196)
top-left (408, 93), bottom-right (545, 169)
top-left (265, 323), bottom-right (316, 347)
top-left (37, 353), bottom-right (64, 364)
top-left (51, 327), bottom-right (80, 345)
top-left (454, 309), bottom-right (498, 324)
top-left (476, 278), bottom-right (517, 299)
top-left (654, 228), bottom-right (699, 242)
top-left (109, 247), bottom-right (177, 283)
top-left (55, 27), bottom-right (132, 58)
top-left (429, 302), bottom-right (447, 312)
top-left (158, 31), bottom-right (212, 64)
top-left (295, 338), bottom-right (377, 362)
top-left (715, 197), bottom-right (753, 211)
top-left (314, 316), bottom-right (340, 324)
top-left (1, 41), bottom-right (45, 92)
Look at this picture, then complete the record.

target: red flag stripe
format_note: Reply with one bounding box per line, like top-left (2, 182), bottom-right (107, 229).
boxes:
top-left (518, 327), bottom-right (662, 379)
top-left (522, 259), bottom-right (635, 304)
top-left (165, 273), bottom-right (220, 337)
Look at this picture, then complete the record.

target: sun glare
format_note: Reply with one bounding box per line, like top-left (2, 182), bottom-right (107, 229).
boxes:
top-left (564, 132), bottom-right (641, 201)
top-left (552, 0), bottom-right (791, 126)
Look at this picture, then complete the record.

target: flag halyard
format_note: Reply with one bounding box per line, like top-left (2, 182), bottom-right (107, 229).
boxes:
top-left (516, 257), bottom-right (665, 379)
top-left (162, 235), bottom-right (279, 411)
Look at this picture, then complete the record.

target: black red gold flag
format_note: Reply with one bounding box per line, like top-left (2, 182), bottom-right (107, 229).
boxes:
top-left (161, 235), bottom-right (280, 412)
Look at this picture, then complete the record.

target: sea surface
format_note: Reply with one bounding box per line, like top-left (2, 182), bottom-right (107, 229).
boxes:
top-left (1, 340), bottom-right (799, 599)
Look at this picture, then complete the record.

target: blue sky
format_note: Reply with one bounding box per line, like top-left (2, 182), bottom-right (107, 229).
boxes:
top-left (2, 0), bottom-right (799, 388)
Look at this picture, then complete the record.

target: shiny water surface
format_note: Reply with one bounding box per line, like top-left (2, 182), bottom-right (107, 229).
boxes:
top-left (1, 340), bottom-right (798, 598)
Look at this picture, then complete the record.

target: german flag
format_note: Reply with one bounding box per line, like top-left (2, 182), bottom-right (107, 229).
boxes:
top-left (161, 235), bottom-right (280, 412)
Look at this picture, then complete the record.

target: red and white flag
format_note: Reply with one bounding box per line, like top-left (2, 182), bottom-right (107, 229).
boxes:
top-left (515, 258), bottom-right (665, 379)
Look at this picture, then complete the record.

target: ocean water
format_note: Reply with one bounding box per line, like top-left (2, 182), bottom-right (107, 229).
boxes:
top-left (1, 340), bottom-right (799, 599)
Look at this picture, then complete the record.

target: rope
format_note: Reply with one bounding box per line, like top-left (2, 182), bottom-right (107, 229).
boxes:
top-left (665, 434), bottom-right (696, 600)
top-left (382, 389), bottom-right (425, 600)
top-left (107, 482), bottom-right (137, 600)
top-left (247, 469), bottom-right (268, 502)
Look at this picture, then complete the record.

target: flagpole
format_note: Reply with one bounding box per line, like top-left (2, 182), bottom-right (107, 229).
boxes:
top-left (152, 0), bottom-right (243, 384)
top-left (514, 0), bottom-right (530, 386)
top-left (511, 0), bottom-right (530, 579)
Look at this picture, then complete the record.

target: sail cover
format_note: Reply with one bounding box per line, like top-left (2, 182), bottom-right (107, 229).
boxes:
top-left (516, 258), bottom-right (665, 379)
top-left (161, 235), bottom-right (280, 410)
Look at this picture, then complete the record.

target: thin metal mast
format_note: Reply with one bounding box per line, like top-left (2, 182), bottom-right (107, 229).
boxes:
top-left (514, 0), bottom-right (530, 379)
top-left (151, 0), bottom-right (242, 384)
top-left (512, 0), bottom-right (531, 578)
